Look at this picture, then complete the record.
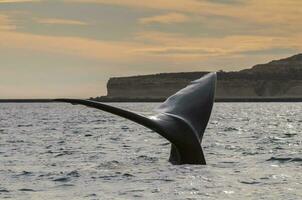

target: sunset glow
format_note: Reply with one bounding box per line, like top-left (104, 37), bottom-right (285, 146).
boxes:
top-left (0, 0), bottom-right (301, 98)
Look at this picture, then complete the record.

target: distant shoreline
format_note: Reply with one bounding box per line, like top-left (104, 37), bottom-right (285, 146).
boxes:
top-left (0, 98), bottom-right (302, 103)
top-left (95, 97), bottom-right (302, 102)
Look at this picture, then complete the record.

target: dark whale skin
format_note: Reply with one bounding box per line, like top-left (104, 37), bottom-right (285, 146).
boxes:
top-left (54, 72), bottom-right (216, 165)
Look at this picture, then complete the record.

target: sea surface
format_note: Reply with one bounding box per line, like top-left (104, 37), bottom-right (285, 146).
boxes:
top-left (0, 103), bottom-right (301, 200)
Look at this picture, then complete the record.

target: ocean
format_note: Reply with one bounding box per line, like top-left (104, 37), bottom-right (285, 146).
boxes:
top-left (0, 103), bottom-right (301, 200)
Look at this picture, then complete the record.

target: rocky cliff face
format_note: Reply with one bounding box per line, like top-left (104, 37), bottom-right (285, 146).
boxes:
top-left (102, 54), bottom-right (302, 100)
top-left (106, 72), bottom-right (208, 99)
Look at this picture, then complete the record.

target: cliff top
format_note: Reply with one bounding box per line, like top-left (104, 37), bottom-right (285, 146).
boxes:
top-left (241, 53), bottom-right (302, 74)
top-left (110, 71), bottom-right (209, 80)
top-left (109, 53), bottom-right (302, 82)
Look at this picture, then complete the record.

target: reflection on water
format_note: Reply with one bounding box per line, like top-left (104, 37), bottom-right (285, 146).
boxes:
top-left (0, 103), bottom-right (301, 199)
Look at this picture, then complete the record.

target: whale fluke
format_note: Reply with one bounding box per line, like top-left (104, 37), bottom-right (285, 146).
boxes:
top-left (54, 72), bottom-right (216, 165)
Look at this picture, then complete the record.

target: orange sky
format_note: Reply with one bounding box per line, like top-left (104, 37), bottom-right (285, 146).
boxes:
top-left (0, 0), bottom-right (301, 98)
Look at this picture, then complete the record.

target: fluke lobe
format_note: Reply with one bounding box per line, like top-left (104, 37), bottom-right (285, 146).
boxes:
top-left (54, 72), bottom-right (216, 165)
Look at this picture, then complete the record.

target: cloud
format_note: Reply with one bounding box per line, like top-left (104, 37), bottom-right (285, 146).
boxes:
top-left (1, 0), bottom-right (301, 98)
top-left (66, 0), bottom-right (302, 29)
top-left (65, 0), bottom-right (219, 15)
top-left (139, 12), bottom-right (190, 24)
top-left (35, 18), bottom-right (88, 25)
top-left (0, 14), bottom-right (16, 30)
top-left (0, 30), bottom-right (142, 61)
top-left (0, 0), bottom-right (40, 3)
top-left (134, 31), bottom-right (302, 60)
top-left (1, 27), bottom-right (301, 64)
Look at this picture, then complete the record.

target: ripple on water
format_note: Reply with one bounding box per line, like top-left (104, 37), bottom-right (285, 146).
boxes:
top-left (97, 160), bottom-right (121, 169)
top-left (19, 188), bottom-right (36, 192)
top-left (98, 174), bottom-right (119, 181)
top-left (239, 180), bottom-right (262, 185)
top-left (56, 184), bottom-right (75, 187)
top-left (118, 189), bottom-right (145, 197)
top-left (223, 127), bottom-right (239, 132)
top-left (17, 124), bottom-right (33, 127)
top-left (85, 193), bottom-right (97, 198)
top-left (18, 171), bottom-right (33, 176)
top-left (66, 170), bottom-right (80, 177)
top-left (266, 157), bottom-right (302, 163)
top-left (136, 178), bottom-right (175, 183)
top-left (283, 133), bottom-right (297, 138)
top-left (53, 177), bottom-right (71, 182)
top-left (135, 155), bottom-right (158, 163)
top-left (0, 189), bottom-right (9, 193)
top-left (54, 150), bottom-right (73, 157)
top-left (1, 103), bottom-right (301, 200)
top-left (98, 172), bottom-right (135, 181)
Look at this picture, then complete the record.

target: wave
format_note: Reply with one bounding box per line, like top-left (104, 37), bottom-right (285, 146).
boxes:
top-left (266, 157), bottom-right (302, 163)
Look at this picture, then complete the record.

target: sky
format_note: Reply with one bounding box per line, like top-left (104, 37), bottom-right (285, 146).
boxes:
top-left (0, 0), bottom-right (301, 98)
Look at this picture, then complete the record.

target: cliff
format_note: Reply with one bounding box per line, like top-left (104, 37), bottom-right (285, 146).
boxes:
top-left (98, 54), bottom-right (302, 101)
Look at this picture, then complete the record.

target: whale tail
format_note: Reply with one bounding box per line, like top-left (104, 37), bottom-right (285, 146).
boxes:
top-left (54, 72), bottom-right (216, 165)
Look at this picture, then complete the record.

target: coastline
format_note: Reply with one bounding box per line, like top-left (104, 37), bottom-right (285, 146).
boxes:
top-left (95, 97), bottom-right (302, 102)
top-left (1, 97), bottom-right (302, 103)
